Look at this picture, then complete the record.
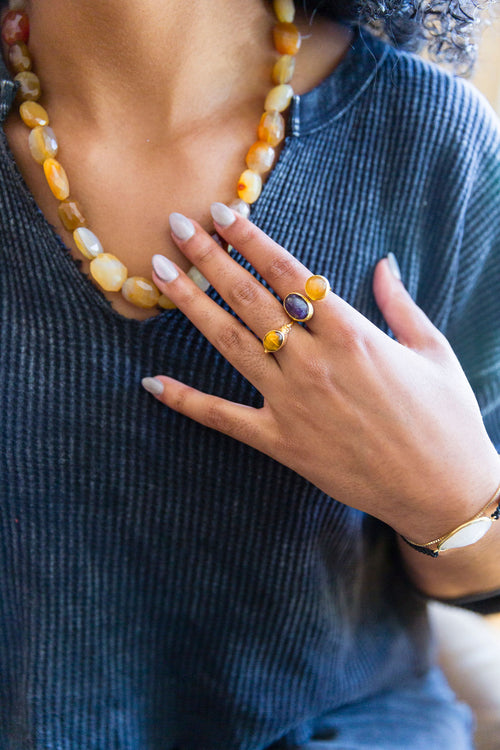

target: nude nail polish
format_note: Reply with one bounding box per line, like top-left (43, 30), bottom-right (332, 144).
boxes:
top-left (141, 377), bottom-right (164, 396)
top-left (152, 254), bottom-right (179, 283)
top-left (210, 202), bottom-right (236, 227)
top-left (169, 212), bottom-right (195, 240)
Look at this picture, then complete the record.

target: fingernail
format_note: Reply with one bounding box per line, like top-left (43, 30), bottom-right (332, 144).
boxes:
top-left (141, 377), bottom-right (164, 396)
top-left (152, 254), bottom-right (179, 283)
top-left (169, 212), bottom-right (195, 240)
top-left (210, 202), bottom-right (236, 227)
top-left (387, 252), bottom-right (402, 281)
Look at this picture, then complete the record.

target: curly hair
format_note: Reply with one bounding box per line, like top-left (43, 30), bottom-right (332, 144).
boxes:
top-left (301, 0), bottom-right (497, 73)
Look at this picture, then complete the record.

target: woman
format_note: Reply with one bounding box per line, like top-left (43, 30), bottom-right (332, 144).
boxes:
top-left (0, 0), bottom-right (499, 748)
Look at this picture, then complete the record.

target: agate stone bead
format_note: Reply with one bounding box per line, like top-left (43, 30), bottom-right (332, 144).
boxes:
top-left (273, 23), bottom-right (301, 56)
top-left (1, 10), bottom-right (29, 45)
top-left (90, 253), bottom-right (128, 292)
top-left (8, 42), bottom-right (31, 72)
top-left (121, 277), bottom-right (160, 308)
top-left (245, 141), bottom-right (275, 174)
top-left (20, 101), bottom-right (49, 128)
top-left (237, 169), bottom-right (262, 204)
top-left (73, 227), bottom-right (102, 259)
top-left (273, 0), bottom-right (295, 22)
top-left (28, 125), bottom-right (58, 164)
top-left (264, 84), bottom-right (293, 113)
top-left (258, 111), bottom-right (285, 147)
top-left (59, 200), bottom-right (87, 231)
top-left (43, 158), bottom-right (69, 200)
top-left (14, 70), bottom-right (40, 101)
top-left (272, 54), bottom-right (295, 85)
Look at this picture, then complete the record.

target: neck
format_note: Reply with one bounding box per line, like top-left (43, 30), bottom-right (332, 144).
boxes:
top-left (26, 0), bottom-right (277, 139)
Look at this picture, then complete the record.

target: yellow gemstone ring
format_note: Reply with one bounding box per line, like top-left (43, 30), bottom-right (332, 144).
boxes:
top-left (263, 322), bottom-right (294, 353)
top-left (304, 275), bottom-right (331, 301)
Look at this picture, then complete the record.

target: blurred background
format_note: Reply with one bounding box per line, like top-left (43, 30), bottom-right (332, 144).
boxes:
top-left (472, 11), bottom-right (500, 115)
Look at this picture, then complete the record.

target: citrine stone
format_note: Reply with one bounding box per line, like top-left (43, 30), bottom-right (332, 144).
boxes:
top-left (1, 10), bottom-right (29, 45)
top-left (305, 275), bottom-right (331, 301)
top-left (245, 141), bottom-right (275, 174)
top-left (58, 200), bottom-right (86, 231)
top-left (264, 84), bottom-right (293, 113)
top-left (8, 42), bottom-right (31, 73)
top-left (28, 125), bottom-right (58, 164)
top-left (90, 253), bottom-right (128, 292)
top-left (14, 71), bottom-right (40, 101)
top-left (258, 110), bottom-right (285, 147)
top-left (19, 101), bottom-right (49, 128)
top-left (73, 227), bottom-right (102, 259)
top-left (273, 0), bottom-right (295, 22)
top-left (237, 169), bottom-right (262, 204)
top-left (273, 23), bottom-right (301, 56)
top-left (158, 294), bottom-right (177, 310)
top-left (263, 329), bottom-right (285, 353)
top-left (43, 158), bottom-right (69, 200)
top-left (283, 292), bottom-right (314, 322)
top-left (121, 277), bottom-right (160, 308)
top-left (272, 54), bottom-right (295, 85)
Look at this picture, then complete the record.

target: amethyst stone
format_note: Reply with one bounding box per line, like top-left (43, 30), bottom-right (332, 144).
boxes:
top-left (283, 293), bottom-right (313, 322)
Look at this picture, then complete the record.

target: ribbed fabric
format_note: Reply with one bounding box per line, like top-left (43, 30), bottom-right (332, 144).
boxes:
top-left (0, 27), bottom-right (499, 750)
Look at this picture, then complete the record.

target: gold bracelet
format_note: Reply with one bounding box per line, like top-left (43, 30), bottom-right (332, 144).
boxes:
top-left (401, 480), bottom-right (500, 558)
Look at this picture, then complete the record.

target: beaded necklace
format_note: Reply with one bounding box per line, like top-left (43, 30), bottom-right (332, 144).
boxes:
top-left (1, 0), bottom-right (301, 311)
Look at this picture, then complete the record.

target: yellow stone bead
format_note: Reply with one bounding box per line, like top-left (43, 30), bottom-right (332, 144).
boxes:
top-left (73, 227), bottom-right (103, 259)
top-left (273, 0), bottom-right (295, 22)
top-left (272, 54), bottom-right (295, 85)
top-left (237, 169), bottom-right (262, 204)
top-left (90, 253), bottom-right (128, 292)
top-left (19, 100), bottom-right (49, 128)
top-left (43, 158), bottom-right (69, 200)
top-left (8, 42), bottom-right (31, 73)
top-left (121, 276), bottom-right (160, 308)
top-left (14, 71), bottom-right (41, 101)
top-left (273, 23), bottom-right (301, 56)
top-left (59, 200), bottom-right (86, 231)
top-left (158, 294), bottom-right (177, 310)
top-left (245, 141), bottom-right (275, 174)
top-left (28, 125), bottom-right (58, 164)
top-left (305, 274), bottom-right (331, 301)
top-left (258, 110), bottom-right (285, 147)
top-left (264, 84), bottom-right (293, 113)
top-left (263, 329), bottom-right (284, 352)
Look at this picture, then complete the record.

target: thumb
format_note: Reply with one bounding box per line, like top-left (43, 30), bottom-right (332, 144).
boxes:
top-left (373, 254), bottom-right (447, 354)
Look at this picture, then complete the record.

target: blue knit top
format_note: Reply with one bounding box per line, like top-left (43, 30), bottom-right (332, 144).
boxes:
top-left (1, 27), bottom-right (499, 750)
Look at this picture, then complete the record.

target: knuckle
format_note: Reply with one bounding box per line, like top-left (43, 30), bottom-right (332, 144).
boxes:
top-left (192, 239), bottom-right (219, 267)
top-left (206, 402), bottom-right (228, 432)
top-left (335, 324), bottom-right (367, 358)
top-left (227, 279), bottom-right (260, 308)
top-left (172, 384), bottom-right (190, 413)
top-left (235, 223), bottom-right (259, 249)
top-left (302, 357), bottom-right (333, 391)
top-left (177, 284), bottom-right (201, 308)
top-left (214, 324), bottom-right (243, 352)
top-left (265, 256), bottom-right (298, 287)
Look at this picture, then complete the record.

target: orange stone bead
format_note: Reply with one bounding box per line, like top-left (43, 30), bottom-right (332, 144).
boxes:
top-left (258, 110), bottom-right (285, 147)
top-left (245, 141), bottom-right (275, 174)
top-left (43, 158), bottom-right (70, 200)
top-left (264, 84), bottom-right (293, 113)
top-left (273, 23), bottom-right (301, 56)
top-left (272, 54), bottom-right (295, 85)
top-left (304, 275), bottom-right (331, 301)
top-left (158, 294), bottom-right (177, 310)
top-left (20, 101), bottom-right (49, 128)
top-left (121, 277), bottom-right (161, 308)
top-left (273, 0), bottom-right (295, 22)
top-left (28, 125), bottom-right (58, 164)
top-left (90, 253), bottom-right (128, 292)
top-left (237, 169), bottom-right (262, 204)
top-left (1, 10), bottom-right (29, 45)
top-left (8, 42), bottom-right (31, 73)
top-left (58, 200), bottom-right (87, 231)
top-left (14, 71), bottom-right (41, 101)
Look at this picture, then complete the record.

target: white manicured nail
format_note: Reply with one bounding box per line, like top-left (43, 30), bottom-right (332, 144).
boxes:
top-left (152, 254), bottom-right (179, 283)
top-left (169, 212), bottom-right (195, 240)
top-left (141, 377), bottom-right (164, 396)
top-left (387, 252), bottom-right (402, 281)
top-left (210, 202), bottom-right (236, 227)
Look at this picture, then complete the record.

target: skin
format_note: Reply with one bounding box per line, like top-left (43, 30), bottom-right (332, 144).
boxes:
top-left (2, 1), bottom-right (500, 599)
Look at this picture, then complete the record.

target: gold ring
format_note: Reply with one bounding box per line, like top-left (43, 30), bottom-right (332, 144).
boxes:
top-left (283, 275), bottom-right (331, 323)
top-left (263, 322), bottom-right (294, 353)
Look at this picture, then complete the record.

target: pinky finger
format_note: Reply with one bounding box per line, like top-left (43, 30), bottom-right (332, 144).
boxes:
top-left (142, 375), bottom-right (269, 450)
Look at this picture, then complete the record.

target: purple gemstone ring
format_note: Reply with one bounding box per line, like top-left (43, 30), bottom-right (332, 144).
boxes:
top-left (283, 292), bottom-right (314, 323)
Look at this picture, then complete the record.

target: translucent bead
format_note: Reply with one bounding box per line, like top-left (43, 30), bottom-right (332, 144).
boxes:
top-left (43, 158), bottom-right (69, 200)
top-left (273, 23), bottom-right (301, 56)
top-left (229, 199), bottom-right (251, 219)
top-left (59, 200), bottom-right (86, 231)
top-left (20, 101), bottom-right (49, 128)
top-left (28, 125), bottom-right (58, 164)
top-left (1, 10), bottom-right (29, 45)
top-left (273, 0), bottom-right (295, 22)
top-left (237, 169), bottom-right (262, 204)
top-left (258, 110), bottom-right (285, 147)
top-left (73, 227), bottom-right (103, 259)
top-left (14, 71), bottom-right (40, 101)
top-left (9, 0), bottom-right (27, 10)
top-left (264, 84), bottom-right (293, 113)
top-left (187, 265), bottom-right (210, 292)
top-left (8, 42), bottom-right (31, 73)
top-left (272, 54), bottom-right (295, 85)
top-left (121, 276), bottom-right (160, 308)
top-left (90, 253), bottom-right (128, 292)
top-left (305, 275), bottom-right (331, 301)
top-left (158, 294), bottom-right (177, 310)
top-left (245, 141), bottom-right (275, 174)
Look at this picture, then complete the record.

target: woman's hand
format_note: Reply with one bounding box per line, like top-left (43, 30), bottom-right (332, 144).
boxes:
top-left (144, 203), bottom-right (500, 553)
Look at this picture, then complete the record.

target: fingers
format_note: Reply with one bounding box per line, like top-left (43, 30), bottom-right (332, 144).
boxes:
top-left (142, 375), bottom-right (272, 453)
top-left (372, 256), bottom-right (453, 358)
